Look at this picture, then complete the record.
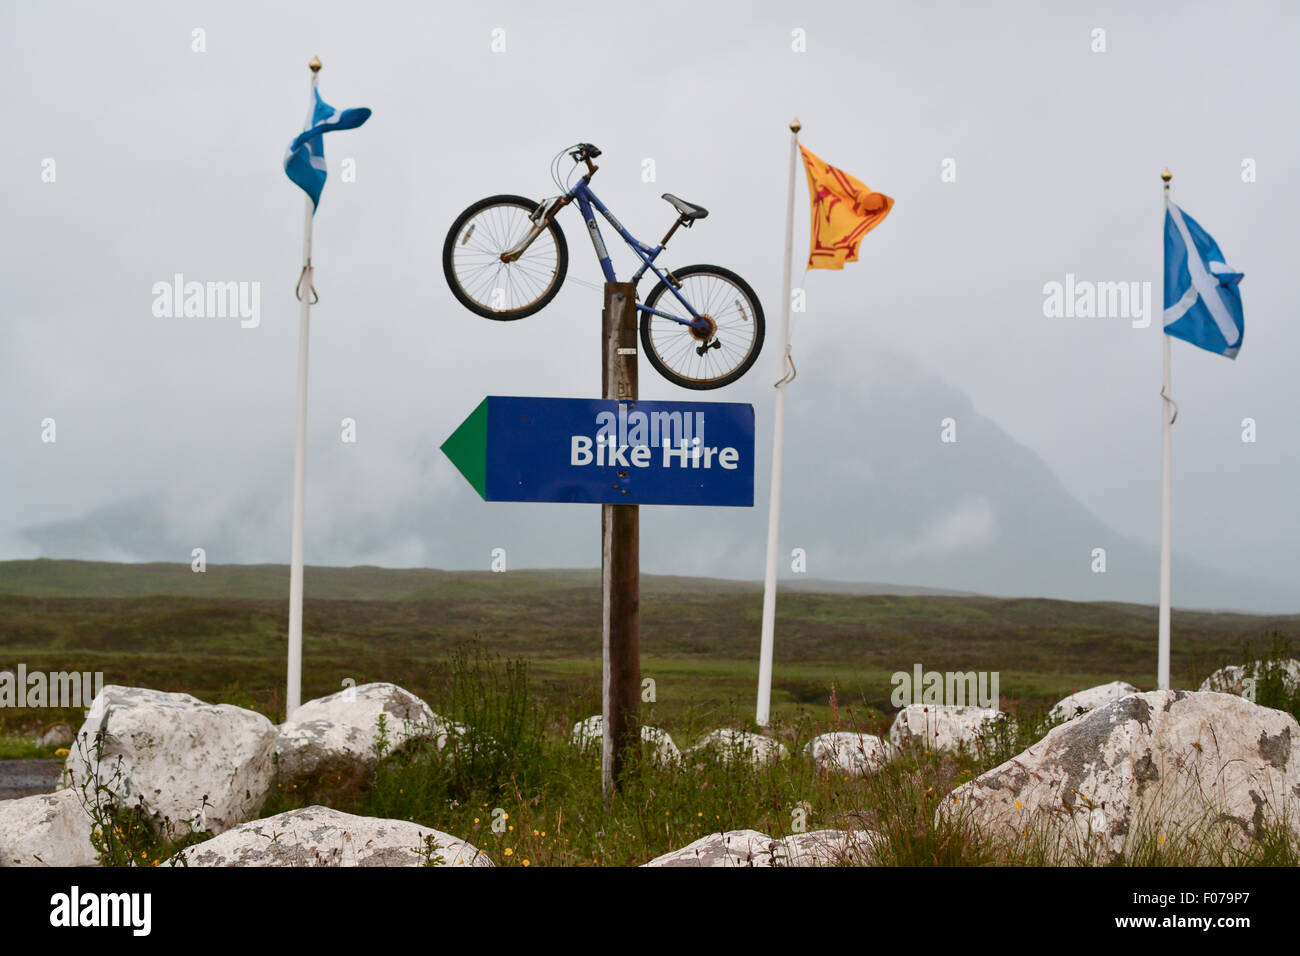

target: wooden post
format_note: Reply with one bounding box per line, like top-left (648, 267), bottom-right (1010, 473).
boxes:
top-left (601, 282), bottom-right (640, 797)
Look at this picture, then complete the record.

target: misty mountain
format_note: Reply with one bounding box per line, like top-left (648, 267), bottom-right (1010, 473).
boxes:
top-left (17, 348), bottom-right (1291, 613)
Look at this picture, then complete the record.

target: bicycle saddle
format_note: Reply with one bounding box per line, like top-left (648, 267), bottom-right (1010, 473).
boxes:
top-left (661, 193), bottom-right (709, 221)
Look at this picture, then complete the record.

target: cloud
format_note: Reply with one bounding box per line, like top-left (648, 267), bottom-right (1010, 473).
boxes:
top-left (896, 497), bottom-right (997, 562)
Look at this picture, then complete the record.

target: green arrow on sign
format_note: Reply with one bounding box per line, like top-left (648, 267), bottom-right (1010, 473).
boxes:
top-left (439, 397), bottom-right (488, 500)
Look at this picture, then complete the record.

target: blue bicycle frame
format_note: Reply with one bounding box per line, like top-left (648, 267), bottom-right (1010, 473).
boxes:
top-left (566, 179), bottom-right (705, 330)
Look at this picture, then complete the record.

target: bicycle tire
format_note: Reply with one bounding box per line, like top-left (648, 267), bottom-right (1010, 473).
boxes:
top-left (640, 264), bottom-right (766, 389)
top-left (442, 194), bottom-right (569, 320)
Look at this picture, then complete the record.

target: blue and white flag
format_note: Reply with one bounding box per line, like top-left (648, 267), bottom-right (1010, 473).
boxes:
top-left (1163, 201), bottom-right (1244, 358)
top-left (283, 88), bottom-right (371, 213)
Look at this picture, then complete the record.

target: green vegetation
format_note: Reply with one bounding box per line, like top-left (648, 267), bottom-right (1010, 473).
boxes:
top-left (263, 645), bottom-right (1300, 867)
top-left (3, 559), bottom-right (1297, 867)
top-left (0, 559), bottom-right (1295, 736)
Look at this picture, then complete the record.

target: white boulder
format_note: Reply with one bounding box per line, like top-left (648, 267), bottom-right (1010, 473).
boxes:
top-left (1199, 660), bottom-right (1300, 697)
top-left (943, 690), bottom-right (1300, 862)
top-left (37, 723), bottom-right (74, 749)
top-left (643, 828), bottom-right (881, 867)
top-left (772, 828), bottom-right (883, 866)
top-left (689, 729), bottom-right (788, 766)
top-left (570, 716), bottom-right (680, 766)
top-left (643, 829), bottom-right (775, 867)
top-left (805, 732), bottom-right (892, 775)
top-left (1049, 681), bottom-right (1140, 722)
top-left (889, 704), bottom-right (1005, 753)
top-left (179, 806), bottom-right (491, 867)
top-left (65, 685), bottom-right (275, 838)
top-left (275, 682), bottom-right (456, 781)
top-left (0, 789), bottom-right (99, 866)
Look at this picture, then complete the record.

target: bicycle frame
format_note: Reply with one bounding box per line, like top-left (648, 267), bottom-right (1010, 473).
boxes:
top-left (565, 179), bottom-right (704, 330)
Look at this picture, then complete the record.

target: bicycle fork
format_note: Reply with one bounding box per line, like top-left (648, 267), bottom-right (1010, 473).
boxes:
top-left (498, 196), bottom-right (570, 263)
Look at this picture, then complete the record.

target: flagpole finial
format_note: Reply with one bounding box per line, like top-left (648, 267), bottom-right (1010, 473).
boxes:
top-left (309, 56), bottom-right (322, 73)
top-left (1161, 168), bottom-right (1172, 185)
top-left (790, 118), bottom-right (802, 134)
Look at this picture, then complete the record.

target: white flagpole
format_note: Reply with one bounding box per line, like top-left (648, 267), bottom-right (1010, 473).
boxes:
top-left (756, 118), bottom-right (801, 727)
top-left (1157, 167), bottom-right (1173, 691)
top-left (286, 55), bottom-right (322, 719)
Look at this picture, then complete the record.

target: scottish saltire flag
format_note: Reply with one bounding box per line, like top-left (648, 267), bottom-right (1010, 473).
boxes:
top-left (283, 88), bottom-right (371, 213)
top-left (1164, 202), bottom-right (1244, 358)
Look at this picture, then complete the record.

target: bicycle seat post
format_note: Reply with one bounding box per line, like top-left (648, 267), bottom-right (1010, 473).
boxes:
top-left (658, 214), bottom-right (689, 248)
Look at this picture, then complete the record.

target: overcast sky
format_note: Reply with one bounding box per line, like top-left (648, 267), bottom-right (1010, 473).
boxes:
top-left (2, 1), bottom-right (1296, 608)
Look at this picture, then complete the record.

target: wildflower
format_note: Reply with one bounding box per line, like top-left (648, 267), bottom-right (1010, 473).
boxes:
top-left (1014, 800), bottom-right (1023, 811)
top-left (474, 818), bottom-right (480, 824)
top-left (533, 830), bottom-right (539, 837)
top-left (522, 859), bottom-right (531, 867)
top-left (504, 848), bottom-right (514, 857)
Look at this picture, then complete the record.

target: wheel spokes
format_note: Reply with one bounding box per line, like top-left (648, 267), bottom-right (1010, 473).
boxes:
top-left (647, 274), bottom-right (758, 383)
top-left (450, 203), bottom-right (561, 313)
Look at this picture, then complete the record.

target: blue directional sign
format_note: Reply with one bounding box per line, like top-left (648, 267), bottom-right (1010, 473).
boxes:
top-left (441, 396), bottom-right (754, 507)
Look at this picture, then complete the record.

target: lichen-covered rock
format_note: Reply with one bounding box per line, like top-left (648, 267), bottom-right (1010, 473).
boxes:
top-left (1199, 660), bottom-right (1300, 697)
top-left (689, 729), bottom-right (788, 766)
top-left (771, 829), bottom-right (883, 866)
top-left (65, 685), bottom-right (275, 838)
top-left (275, 683), bottom-right (456, 783)
top-left (179, 806), bottom-right (491, 867)
top-left (942, 690), bottom-right (1300, 862)
top-left (643, 829), bottom-right (775, 867)
top-left (805, 732), bottom-right (892, 775)
top-left (37, 723), bottom-right (74, 749)
top-left (642, 828), bottom-right (881, 867)
top-left (1049, 681), bottom-right (1140, 722)
top-left (0, 789), bottom-right (98, 867)
top-left (889, 704), bottom-right (1004, 753)
top-left (570, 716), bottom-right (680, 766)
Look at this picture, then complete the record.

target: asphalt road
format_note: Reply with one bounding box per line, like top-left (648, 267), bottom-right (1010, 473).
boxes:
top-left (0, 760), bottom-right (61, 800)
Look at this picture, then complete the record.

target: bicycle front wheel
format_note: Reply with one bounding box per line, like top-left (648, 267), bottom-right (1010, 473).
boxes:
top-left (640, 264), bottom-right (765, 389)
top-left (442, 194), bottom-right (569, 320)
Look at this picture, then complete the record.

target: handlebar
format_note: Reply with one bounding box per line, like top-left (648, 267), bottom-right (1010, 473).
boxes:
top-left (569, 142), bottom-right (601, 177)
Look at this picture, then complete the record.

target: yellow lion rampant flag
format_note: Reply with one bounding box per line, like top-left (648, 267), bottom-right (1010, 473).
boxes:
top-left (800, 145), bottom-right (893, 270)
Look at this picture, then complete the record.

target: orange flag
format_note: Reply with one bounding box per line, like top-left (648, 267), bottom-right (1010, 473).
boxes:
top-left (800, 145), bottom-right (893, 270)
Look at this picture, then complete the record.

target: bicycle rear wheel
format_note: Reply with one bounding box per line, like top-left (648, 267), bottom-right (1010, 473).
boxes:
top-left (640, 264), bottom-right (765, 389)
top-left (443, 194), bottom-right (568, 320)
